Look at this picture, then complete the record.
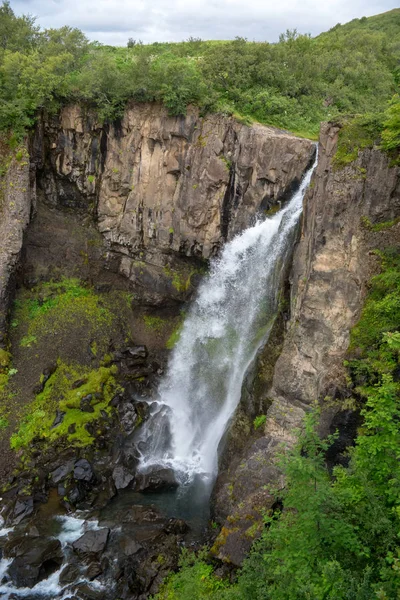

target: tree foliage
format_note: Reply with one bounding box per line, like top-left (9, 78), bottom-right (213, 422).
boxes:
top-left (0, 2), bottom-right (399, 139)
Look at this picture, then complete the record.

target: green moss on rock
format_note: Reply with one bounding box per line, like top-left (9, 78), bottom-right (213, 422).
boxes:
top-left (166, 320), bottom-right (184, 349)
top-left (143, 314), bottom-right (166, 332)
top-left (13, 278), bottom-right (114, 345)
top-left (0, 349), bottom-right (11, 370)
top-left (10, 361), bottom-right (120, 451)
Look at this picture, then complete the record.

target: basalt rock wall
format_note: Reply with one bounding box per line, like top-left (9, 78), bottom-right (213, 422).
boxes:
top-left (0, 142), bottom-right (34, 347)
top-left (212, 122), bottom-right (400, 565)
top-left (31, 103), bottom-right (315, 304)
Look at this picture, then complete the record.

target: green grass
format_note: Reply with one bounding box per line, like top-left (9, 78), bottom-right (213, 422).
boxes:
top-left (349, 249), bottom-right (400, 353)
top-left (143, 314), bottom-right (166, 332)
top-left (13, 277), bottom-right (115, 346)
top-left (361, 216), bottom-right (400, 232)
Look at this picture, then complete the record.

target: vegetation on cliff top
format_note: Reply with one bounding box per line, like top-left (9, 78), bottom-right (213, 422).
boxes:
top-left (0, 1), bottom-right (399, 140)
top-left (155, 247), bottom-right (400, 599)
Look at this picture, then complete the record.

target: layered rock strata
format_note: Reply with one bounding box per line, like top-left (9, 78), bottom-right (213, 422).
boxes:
top-left (35, 103), bottom-right (315, 303)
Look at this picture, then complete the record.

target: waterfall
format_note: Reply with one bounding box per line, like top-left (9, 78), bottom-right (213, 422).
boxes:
top-left (138, 154), bottom-right (317, 484)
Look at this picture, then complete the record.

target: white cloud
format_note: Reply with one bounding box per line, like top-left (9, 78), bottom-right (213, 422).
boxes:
top-left (10, 0), bottom-right (400, 44)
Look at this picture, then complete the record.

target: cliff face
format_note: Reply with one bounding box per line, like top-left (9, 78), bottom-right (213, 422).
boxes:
top-left (0, 142), bottom-right (34, 346)
top-left (213, 123), bottom-right (400, 565)
top-left (33, 104), bottom-right (314, 303)
top-left (272, 124), bottom-right (400, 409)
top-left (0, 103), bottom-right (315, 480)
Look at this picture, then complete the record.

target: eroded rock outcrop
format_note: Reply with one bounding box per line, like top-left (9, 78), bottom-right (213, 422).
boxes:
top-left (35, 103), bottom-right (314, 303)
top-left (0, 142), bottom-right (34, 345)
top-left (213, 122), bottom-right (400, 564)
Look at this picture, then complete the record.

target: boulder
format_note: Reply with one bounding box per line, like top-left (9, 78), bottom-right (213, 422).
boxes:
top-left (59, 562), bottom-right (82, 586)
top-left (85, 561), bottom-right (102, 580)
top-left (74, 459), bottom-right (93, 482)
top-left (13, 496), bottom-right (33, 524)
top-left (135, 468), bottom-right (178, 493)
top-left (112, 465), bottom-right (135, 490)
top-left (50, 461), bottom-right (74, 484)
top-left (163, 518), bottom-right (189, 535)
top-left (71, 378), bottom-right (88, 389)
top-left (118, 402), bottom-right (137, 434)
top-left (72, 528), bottom-right (110, 556)
top-left (123, 345), bottom-right (148, 360)
top-left (5, 536), bottom-right (63, 588)
top-left (80, 395), bottom-right (94, 413)
top-left (51, 409), bottom-right (65, 428)
top-left (120, 537), bottom-right (143, 556)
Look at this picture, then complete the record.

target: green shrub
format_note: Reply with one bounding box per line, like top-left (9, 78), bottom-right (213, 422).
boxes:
top-left (253, 414), bottom-right (267, 429)
top-left (333, 113), bottom-right (383, 168)
top-left (381, 94), bottom-right (400, 152)
top-left (0, 3), bottom-right (399, 139)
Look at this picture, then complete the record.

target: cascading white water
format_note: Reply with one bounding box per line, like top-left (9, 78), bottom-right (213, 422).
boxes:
top-left (139, 154), bottom-right (317, 483)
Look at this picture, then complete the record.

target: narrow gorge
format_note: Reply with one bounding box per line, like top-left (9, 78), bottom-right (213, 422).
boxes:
top-left (0, 101), bottom-right (398, 599)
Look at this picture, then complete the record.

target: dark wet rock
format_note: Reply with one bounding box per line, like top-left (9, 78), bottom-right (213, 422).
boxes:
top-left (135, 400), bottom-right (150, 422)
top-left (82, 393), bottom-right (93, 402)
top-left (135, 467), bottom-right (178, 493)
top-left (5, 536), bottom-right (63, 588)
top-left (66, 485), bottom-right (83, 505)
top-left (59, 563), bottom-right (83, 586)
top-left (110, 393), bottom-right (123, 407)
top-left (71, 583), bottom-right (105, 599)
top-left (32, 382), bottom-right (44, 395)
top-left (51, 409), bottom-right (66, 428)
top-left (118, 402), bottom-right (137, 434)
top-left (92, 478), bottom-right (116, 508)
top-left (27, 525), bottom-right (40, 537)
top-left (51, 461), bottom-right (75, 484)
top-left (32, 364), bottom-right (57, 395)
top-left (163, 518), bottom-right (189, 535)
top-left (120, 537), bottom-right (143, 556)
top-left (71, 378), bottom-right (88, 389)
top-left (41, 364), bottom-right (57, 386)
top-left (122, 345), bottom-right (148, 360)
top-left (85, 561), bottom-right (102, 580)
top-left (74, 459), bottom-right (93, 482)
top-left (68, 424), bottom-right (76, 435)
top-left (80, 395), bottom-right (94, 413)
top-left (72, 528), bottom-right (110, 556)
top-left (13, 496), bottom-right (33, 524)
top-left (112, 465), bottom-right (135, 490)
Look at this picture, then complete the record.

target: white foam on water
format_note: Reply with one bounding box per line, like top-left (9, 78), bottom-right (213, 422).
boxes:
top-left (0, 566), bottom-right (63, 599)
top-left (0, 514), bottom-right (102, 598)
top-left (54, 514), bottom-right (100, 546)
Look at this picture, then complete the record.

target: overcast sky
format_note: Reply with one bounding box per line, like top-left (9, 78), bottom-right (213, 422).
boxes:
top-left (10, 0), bottom-right (400, 45)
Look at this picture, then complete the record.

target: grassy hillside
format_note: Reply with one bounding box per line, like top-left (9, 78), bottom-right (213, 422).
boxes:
top-left (320, 8), bottom-right (400, 39)
top-left (0, 2), bottom-right (399, 140)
